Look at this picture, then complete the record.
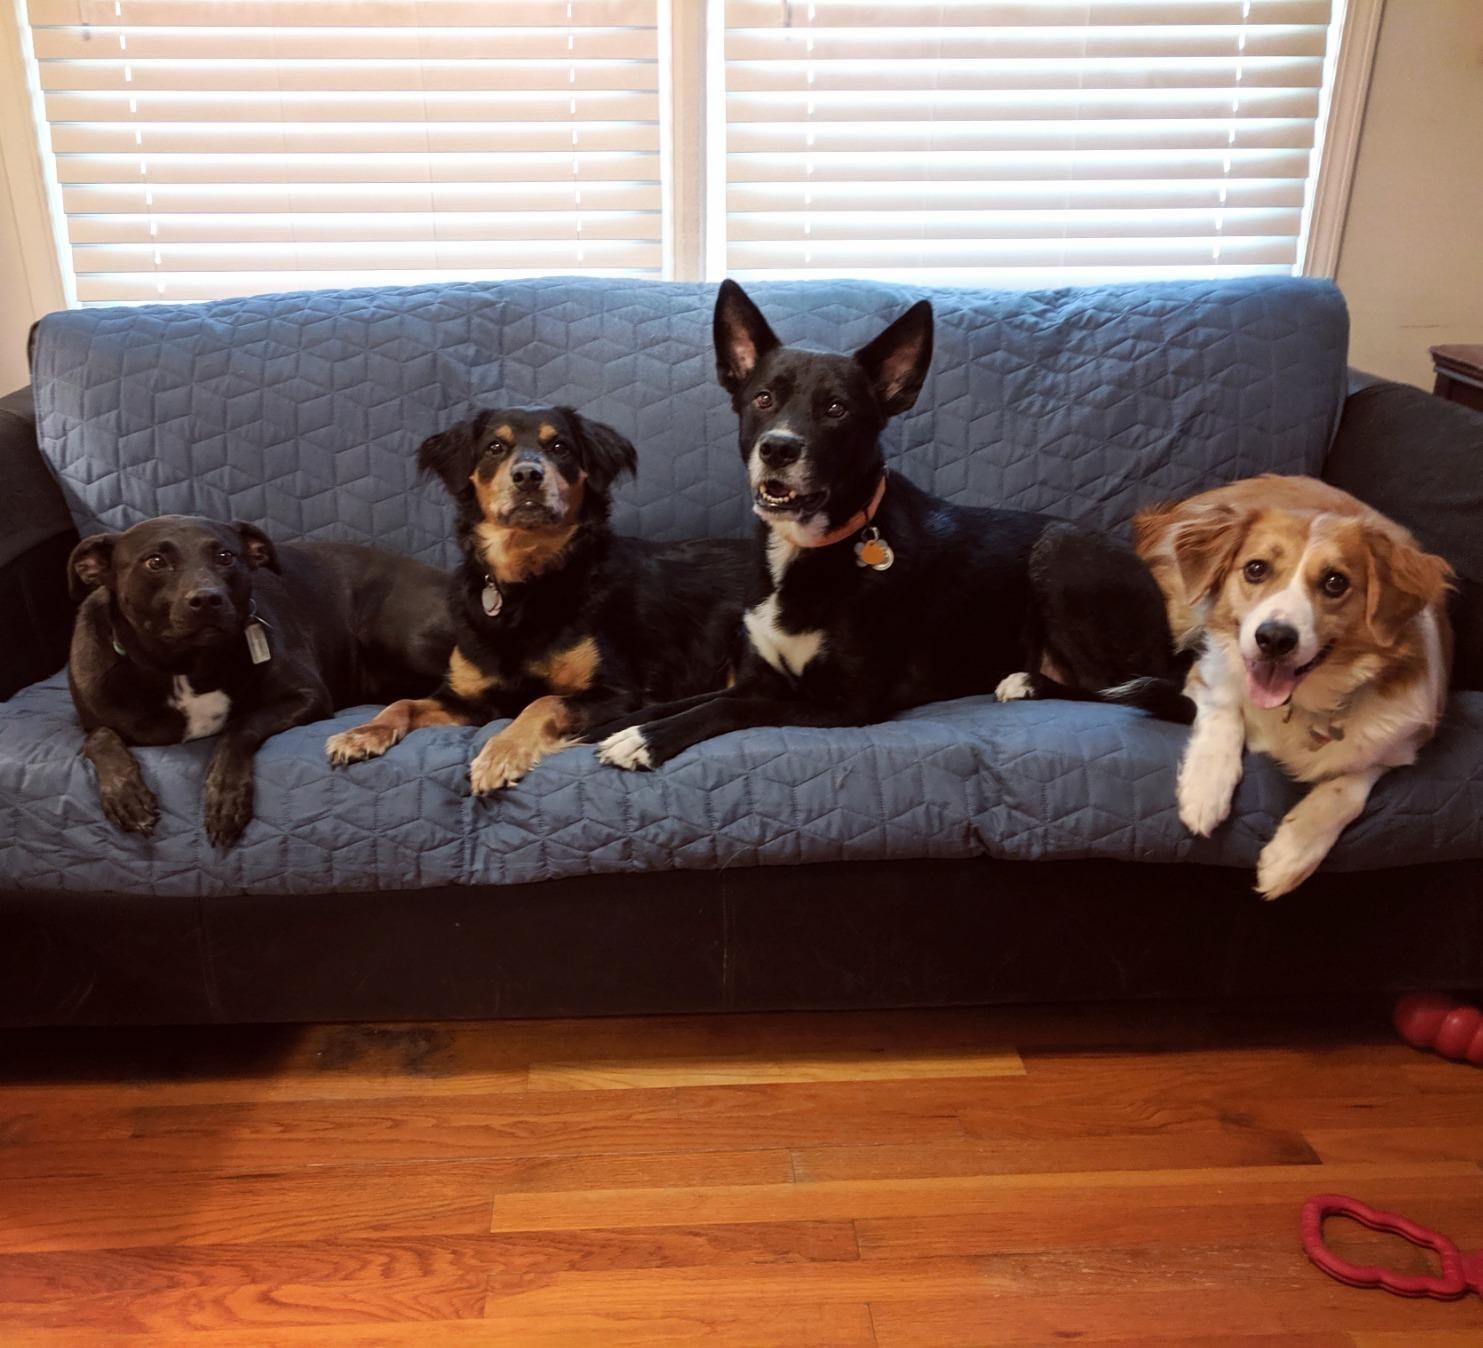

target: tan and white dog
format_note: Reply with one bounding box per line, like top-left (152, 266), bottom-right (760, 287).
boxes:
top-left (1134, 475), bottom-right (1453, 899)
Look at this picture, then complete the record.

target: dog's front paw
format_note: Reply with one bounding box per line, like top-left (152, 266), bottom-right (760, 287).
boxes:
top-left (100, 775), bottom-right (160, 836)
top-left (995, 672), bottom-right (1035, 703)
top-left (1176, 739), bottom-right (1241, 838)
top-left (1255, 819), bottom-right (1327, 901)
top-left (326, 723), bottom-right (401, 766)
top-left (597, 726), bottom-right (654, 771)
top-left (204, 760), bottom-right (253, 849)
top-left (469, 735), bottom-right (536, 795)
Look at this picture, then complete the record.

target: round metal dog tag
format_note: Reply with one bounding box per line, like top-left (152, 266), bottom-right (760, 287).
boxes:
top-left (481, 582), bottom-right (503, 618)
top-left (855, 527), bottom-right (894, 571)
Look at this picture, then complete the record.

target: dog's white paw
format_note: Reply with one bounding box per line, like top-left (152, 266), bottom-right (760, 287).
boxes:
top-left (1176, 748), bottom-right (1240, 838)
top-left (995, 672), bottom-right (1035, 703)
top-left (597, 726), bottom-right (653, 771)
top-left (1255, 818), bottom-right (1328, 901)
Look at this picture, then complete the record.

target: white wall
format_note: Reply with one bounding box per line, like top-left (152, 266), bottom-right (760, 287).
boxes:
top-left (0, 4), bottom-right (64, 394)
top-left (0, 157), bottom-right (47, 392)
top-left (1336, 0), bottom-right (1483, 388)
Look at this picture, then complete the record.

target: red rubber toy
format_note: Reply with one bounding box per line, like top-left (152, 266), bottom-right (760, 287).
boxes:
top-left (1301, 1194), bottom-right (1483, 1300)
top-left (1393, 994), bottom-right (1483, 1065)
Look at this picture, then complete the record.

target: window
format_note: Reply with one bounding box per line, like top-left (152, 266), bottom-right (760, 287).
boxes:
top-left (24, 0), bottom-right (663, 302)
top-left (718, 0), bottom-right (1335, 284)
top-left (18, 0), bottom-right (1347, 301)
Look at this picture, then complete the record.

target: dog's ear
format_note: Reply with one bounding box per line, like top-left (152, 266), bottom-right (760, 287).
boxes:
top-left (1362, 526), bottom-right (1452, 646)
top-left (1170, 504), bottom-right (1249, 602)
top-left (68, 532), bottom-right (119, 601)
top-left (232, 521), bottom-right (280, 572)
top-left (714, 279), bottom-right (780, 397)
top-left (560, 408), bottom-right (637, 491)
top-left (416, 418), bottom-right (478, 498)
top-left (854, 299), bottom-right (934, 418)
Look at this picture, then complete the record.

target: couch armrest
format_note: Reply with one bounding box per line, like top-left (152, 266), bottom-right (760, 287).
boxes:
top-left (0, 386), bottom-right (78, 701)
top-left (1323, 378), bottom-right (1483, 690)
top-left (1323, 379), bottom-right (1483, 579)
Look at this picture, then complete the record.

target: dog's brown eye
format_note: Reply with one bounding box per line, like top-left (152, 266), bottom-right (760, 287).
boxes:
top-left (753, 390), bottom-right (774, 410)
top-left (1242, 559), bottom-right (1269, 583)
top-left (549, 440), bottom-right (569, 455)
top-left (143, 554), bottom-right (167, 573)
top-left (825, 399), bottom-right (847, 419)
top-left (216, 549), bottom-right (235, 566)
top-left (1321, 570), bottom-right (1349, 598)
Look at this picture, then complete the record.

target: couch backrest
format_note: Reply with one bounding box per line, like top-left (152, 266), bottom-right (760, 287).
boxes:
top-left (31, 276), bottom-right (1347, 566)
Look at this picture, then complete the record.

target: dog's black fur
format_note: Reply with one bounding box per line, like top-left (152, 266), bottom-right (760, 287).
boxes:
top-left (325, 406), bottom-right (750, 793)
top-left (68, 516), bottom-right (452, 845)
top-left (594, 280), bottom-right (1190, 772)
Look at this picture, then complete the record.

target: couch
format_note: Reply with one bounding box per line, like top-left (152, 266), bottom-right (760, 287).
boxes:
top-left (2, 277), bottom-right (1481, 1027)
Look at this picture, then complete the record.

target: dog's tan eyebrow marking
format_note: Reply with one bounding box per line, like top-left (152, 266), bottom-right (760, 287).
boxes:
top-left (492, 424), bottom-right (514, 444)
top-left (537, 422), bottom-right (559, 443)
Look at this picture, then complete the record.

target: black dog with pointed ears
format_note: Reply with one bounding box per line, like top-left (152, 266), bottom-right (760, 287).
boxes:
top-left (594, 280), bottom-right (1190, 772)
top-left (327, 405), bottom-right (749, 792)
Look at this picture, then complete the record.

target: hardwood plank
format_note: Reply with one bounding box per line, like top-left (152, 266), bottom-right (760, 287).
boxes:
top-left (6, 1301), bottom-right (878, 1347)
top-left (854, 1170), bottom-right (1483, 1260)
top-left (867, 1286), bottom-right (1481, 1347)
top-left (527, 1046), bottom-right (1023, 1091)
top-left (0, 1080), bottom-right (967, 1182)
top-left (471, 1245), bottom-right (1483, 1342)
top-left (1304, 1124), bottom-right (1483, 1165)
top-left (0, 1223), bottom-right (857, 1333)
top-left (1352, 1336), bottom-right (1483, 1347)
top-left (794, 1119), bottom-right (1318, 1182)
top-left (0, 1149), bottom-right (793, 1254)
top-left (0, 994), bottom-right (1302, 1117)
top-left (0, 1023), bottom-right (529, 1108)
top-left (488, 1162), bottom-right (1483, 1233)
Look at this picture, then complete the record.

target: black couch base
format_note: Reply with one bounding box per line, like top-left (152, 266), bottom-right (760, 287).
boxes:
top-left (3, 857), bottom-right (1478, 1027)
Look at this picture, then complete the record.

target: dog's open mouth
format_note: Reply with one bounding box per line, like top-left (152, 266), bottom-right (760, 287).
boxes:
top-left (1244, 643), bottom-right (1334, 711)
top-left (755, 479), bottom-right (828, 516)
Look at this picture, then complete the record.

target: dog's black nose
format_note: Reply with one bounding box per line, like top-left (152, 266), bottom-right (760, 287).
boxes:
top-left (510, 460), bottom-right (545, 490)
top-left (1254, 620), bottom-right (1299, 658)
top-left (757, 431), bottom-right (804, 470)
top-left (185, 588), bottom-right (226, 611)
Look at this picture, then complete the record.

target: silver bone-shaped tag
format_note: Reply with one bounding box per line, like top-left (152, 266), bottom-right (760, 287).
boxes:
top-left (245, 620), bottom-right (271, 665)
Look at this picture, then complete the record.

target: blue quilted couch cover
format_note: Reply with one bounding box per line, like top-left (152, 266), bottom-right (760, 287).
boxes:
top-left (8, 276), bottom-right (1481, 898)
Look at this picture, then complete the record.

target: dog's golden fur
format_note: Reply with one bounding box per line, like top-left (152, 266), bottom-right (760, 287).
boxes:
top-left (1134, 475), bottom-right (1453, 899)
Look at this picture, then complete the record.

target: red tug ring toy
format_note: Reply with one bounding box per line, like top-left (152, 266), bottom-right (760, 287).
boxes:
top-left (1301, 1194), bottom-right (1483, 1301)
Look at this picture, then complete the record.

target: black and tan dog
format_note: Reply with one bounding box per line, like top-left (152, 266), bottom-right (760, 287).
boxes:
top-left (595, 280), bottom-right (1190, 771)
top-left (68, 516), bottom-right (452, 846)
top-left (325, 406), bottom-right (749, 791)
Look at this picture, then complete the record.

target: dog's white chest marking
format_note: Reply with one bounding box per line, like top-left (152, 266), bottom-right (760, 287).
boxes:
top-left (745, 594), bottom-right (825, 679)
top-left (170, 676), bottom-right (231, 741)
top-left (745, 534), bottom-right (826, 678)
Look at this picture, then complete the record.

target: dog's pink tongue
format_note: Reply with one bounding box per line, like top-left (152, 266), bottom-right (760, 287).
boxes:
top-left (1246, 658), bottom-right (1299, 710)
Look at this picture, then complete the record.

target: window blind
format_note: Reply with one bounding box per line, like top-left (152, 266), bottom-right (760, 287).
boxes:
top-left (26, 0), bottom-right (662, 302)
top-left (721, 0), bottom-right (1334, 283)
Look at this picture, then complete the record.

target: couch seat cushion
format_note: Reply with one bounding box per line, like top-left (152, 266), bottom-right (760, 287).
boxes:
top-left (3, 675), bottom-right (1479, 897)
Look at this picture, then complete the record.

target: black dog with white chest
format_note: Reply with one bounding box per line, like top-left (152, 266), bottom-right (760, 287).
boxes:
top-left (68, 516), bottom-right (452, 846)
top-left (596, 280), bottom-right (1189, 771)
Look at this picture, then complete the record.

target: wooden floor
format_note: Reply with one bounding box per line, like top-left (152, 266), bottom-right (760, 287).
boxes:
top-left (2, 1001), bottom-right (1482, 1347)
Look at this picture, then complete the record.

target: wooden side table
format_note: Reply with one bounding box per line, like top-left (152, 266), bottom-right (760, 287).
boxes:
top-left (1430, 344), bottom-right (1483, 414)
